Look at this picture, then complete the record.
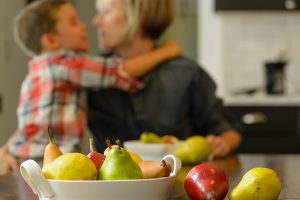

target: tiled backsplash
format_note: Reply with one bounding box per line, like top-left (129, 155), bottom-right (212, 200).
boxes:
top-left (220, 12), bottom-right (300, 95)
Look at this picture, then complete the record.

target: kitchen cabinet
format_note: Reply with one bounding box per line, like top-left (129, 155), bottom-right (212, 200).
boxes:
top-left (227, 106), bottom-right (300, 153)
top-left (215, 0), bottom-right (300, 11)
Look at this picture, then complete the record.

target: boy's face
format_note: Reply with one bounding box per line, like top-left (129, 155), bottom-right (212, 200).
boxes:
top-left (51, 3), bottom-right (88, 52)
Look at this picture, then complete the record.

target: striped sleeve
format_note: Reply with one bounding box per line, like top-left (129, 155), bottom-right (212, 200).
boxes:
top-left (50, 52), bottom-right (142, 92)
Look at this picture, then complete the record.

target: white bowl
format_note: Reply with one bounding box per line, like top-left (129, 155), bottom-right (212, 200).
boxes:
top-left (124, 140), bottom-right (181, 161)
top-left (20, 155), bottom-right (181, 200)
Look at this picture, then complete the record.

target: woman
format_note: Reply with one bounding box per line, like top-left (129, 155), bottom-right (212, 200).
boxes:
top-left (88, 0), bottom-right (242, 157)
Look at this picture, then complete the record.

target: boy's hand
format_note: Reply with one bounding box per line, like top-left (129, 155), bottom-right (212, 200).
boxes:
top-left (0, 146), bottom-right (19, 176)
top-left (161, 41), bottom-right (181, 58)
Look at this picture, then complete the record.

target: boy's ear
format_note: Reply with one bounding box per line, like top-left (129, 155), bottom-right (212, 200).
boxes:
top-left (41, 33), bottom-right (59, 50)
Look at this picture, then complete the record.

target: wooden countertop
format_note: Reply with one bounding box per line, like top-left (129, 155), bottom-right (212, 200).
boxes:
top-left (0, 154), bottom-right (299, 200)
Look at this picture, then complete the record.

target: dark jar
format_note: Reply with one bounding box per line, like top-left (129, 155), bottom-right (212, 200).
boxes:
top-left (265, 61), bottom-right (286, 94)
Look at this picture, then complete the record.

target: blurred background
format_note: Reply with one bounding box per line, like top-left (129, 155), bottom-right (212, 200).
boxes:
top-left (1, 0), bottom-right (300, 153)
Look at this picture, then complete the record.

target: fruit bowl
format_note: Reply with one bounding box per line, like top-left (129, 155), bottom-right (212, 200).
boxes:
top-left (124, 140), bottom-right (182, 161)
top-left (20, 154), bottom-right (181, 200)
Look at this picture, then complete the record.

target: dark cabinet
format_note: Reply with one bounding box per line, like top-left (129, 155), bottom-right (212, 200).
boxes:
top-left (227, 106), bottom-right (300, 153)
top-left (215, 0), bottom-right (300, 11)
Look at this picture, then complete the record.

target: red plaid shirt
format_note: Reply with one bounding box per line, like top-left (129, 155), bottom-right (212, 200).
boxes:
top-left (9, 50), bottom-right (141, 158)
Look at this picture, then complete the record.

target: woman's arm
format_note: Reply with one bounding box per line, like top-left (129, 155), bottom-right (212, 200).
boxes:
top-left (190, 67), bottom-right (242, 158)
top-left (123, 41), bottom-right (180, 78)
top-left (206, 130), bottom-right (242, 158)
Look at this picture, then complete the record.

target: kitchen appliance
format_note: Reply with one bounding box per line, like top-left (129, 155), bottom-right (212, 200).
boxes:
top-left (265, 61), bottom-right (287, 94)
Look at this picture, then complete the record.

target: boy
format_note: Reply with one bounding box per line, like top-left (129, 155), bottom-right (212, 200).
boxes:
top-left (4, 0), bottom-right (180, 160)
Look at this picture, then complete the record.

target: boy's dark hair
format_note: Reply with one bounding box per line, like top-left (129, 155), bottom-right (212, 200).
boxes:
top-left (14, 0), bottom-right (67, 57)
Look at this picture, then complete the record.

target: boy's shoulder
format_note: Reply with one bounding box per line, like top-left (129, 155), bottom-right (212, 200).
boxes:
top-left (30, 49), bottom-right (87, 65)
top-left (36, 49), bottom-right (80, 58)
top-left (28, 50), bottom-right (80, 71)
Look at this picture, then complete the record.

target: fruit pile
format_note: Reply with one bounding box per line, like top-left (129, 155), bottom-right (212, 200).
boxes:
top-left (183, 163), bottom-right (281, 200)
top-left (141, 132), bottom-right (282, 199)
top-left (140, 132), bottom-right (212, 164)
top-left (42, 128), bottom-right (172, 181)
top-left (140, 131), bottom-right (179, 144)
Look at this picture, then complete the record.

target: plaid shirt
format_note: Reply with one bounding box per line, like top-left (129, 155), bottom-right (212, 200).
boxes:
top-left (9, 50), bottom-right (141, 158)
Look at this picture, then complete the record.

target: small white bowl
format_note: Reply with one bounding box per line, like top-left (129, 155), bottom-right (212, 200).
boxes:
top-left (20, 155), bottom-right (181, 200)
top-left (124, 140), bottom-right (181, 161)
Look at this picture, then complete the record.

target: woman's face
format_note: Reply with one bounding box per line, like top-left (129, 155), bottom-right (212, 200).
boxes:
top-left (93, 0), bottom-right (129, 51)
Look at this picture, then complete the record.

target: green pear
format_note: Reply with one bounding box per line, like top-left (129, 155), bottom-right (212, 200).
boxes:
top-left (174, 135), bottom-right (212, 164)
top-left (229, 167), bottom-right (281, 200)
top-left (176, 165), bottom-right (193, 187)
top-left (104, 139), bottom-right (142, 163)
top-left (99, 143), bottom-right (143, 180)
top-left (42, 153), bottom-right (98, 180)
top-left (140, 131), bottom-right (163, 143)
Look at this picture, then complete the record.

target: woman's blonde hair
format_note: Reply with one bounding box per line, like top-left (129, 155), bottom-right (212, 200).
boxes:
top-left (123, 0), bottom-right (175, 39)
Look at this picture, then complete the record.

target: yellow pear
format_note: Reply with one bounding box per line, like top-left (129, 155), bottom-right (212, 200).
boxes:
top-left (42, 153), bottom-right (98, 180)
top-left (174, 135), bottom-right (212, 164)
top-left (43, 127), bottom-right (63, 167)
top-left (229, 167), bottom-right (281, 200)
top-left (140, 131), bottom-right (163, 143)
top-left (128, 150), bottom-right (143, 164)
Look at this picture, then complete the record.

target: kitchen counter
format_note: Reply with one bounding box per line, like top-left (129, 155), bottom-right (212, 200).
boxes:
top-left (224, 93), bottom-right (300, 106)
top-left (0, 154), bottom-right (299, 200)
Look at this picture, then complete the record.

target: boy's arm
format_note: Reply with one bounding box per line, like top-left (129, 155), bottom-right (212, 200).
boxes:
top-left (53, 51), bottom-right (142, 92)
top-left (123, 41), bottom-right (181, 78)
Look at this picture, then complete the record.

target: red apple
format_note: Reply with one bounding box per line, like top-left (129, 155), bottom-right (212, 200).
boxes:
top-left (87, 138), bottom-right (105, 170)
top-left (184, 163), bottom-right (229, 200)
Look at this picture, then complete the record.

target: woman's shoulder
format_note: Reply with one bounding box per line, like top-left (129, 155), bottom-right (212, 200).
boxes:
top-left (157, 55), bottom-right (207, 74)
top-left (153, 56), bottom-right (216, 86)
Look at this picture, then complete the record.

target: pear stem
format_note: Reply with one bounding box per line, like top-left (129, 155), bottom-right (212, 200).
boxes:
top-left (47, 127), bottom-right (53, 144)
top-left (89, 138), bottom-right (96, 153)
top-left (116, 139), bottom-right (122, 150)
top-left (161, 160), bottom-right (167, 168)
top-left (106, 139), bottom-right (112, 149)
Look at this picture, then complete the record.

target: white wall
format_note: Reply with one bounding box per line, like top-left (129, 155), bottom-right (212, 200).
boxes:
top-left (198, 1), bottom-right (300, 98)
top-left (0, 0), bottom-right (28, 146)
top-left (221, 12), bottom-right (300, 95)
top-left (198, 0), bottom-right (224, 96)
